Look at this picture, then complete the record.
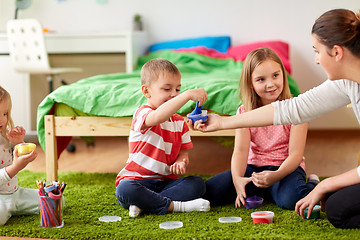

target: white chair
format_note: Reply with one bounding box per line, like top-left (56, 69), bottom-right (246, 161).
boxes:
top-left (7, 18), bottom-right (82, 92)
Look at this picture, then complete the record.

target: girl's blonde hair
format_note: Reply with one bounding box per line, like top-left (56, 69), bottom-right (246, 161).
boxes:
top-left (239, 48), bottom-right (291, 111)
top-left (0, 86), bottom-right (14, 138)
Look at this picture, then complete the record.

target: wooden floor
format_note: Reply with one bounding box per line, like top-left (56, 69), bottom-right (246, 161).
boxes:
top-left (24, 130), bottom-right (360, 177)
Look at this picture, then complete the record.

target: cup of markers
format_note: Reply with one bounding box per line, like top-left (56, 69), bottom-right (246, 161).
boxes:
top-left (36, 180), bottom-right (66, 228)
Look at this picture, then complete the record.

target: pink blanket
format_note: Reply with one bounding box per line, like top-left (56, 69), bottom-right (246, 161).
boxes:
top-left (175, 40), bottom-right (292, 74)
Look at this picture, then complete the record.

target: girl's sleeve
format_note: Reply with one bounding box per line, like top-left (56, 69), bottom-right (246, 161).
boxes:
top-left (272, 80), bottom-right (351, 125)
top-left (0, 168), bottom-right (11, 185)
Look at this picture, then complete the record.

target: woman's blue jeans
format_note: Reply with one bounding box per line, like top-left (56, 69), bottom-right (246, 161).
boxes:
top-left (115, 176), bottom-right (206, 215)
top-left (204, 165), bottom-right (317, 210)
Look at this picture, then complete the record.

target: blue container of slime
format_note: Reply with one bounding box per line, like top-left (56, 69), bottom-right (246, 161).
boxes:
top-left (188, 101), bottom-right (207, 125)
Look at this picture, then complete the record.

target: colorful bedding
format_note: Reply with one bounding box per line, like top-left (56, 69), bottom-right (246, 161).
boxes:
top-left (149, 36), bottom-right (231, 53)
top-left (37, 46), bottom-right (300, 154)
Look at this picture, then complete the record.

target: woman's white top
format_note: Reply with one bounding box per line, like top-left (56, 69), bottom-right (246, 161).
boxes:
top-left (272, 79), bottom-right (360, 125)
top-left (272, 79), bottom-right (360, 176)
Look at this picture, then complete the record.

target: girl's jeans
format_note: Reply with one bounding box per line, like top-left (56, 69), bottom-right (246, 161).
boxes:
top-left (115, 176), bottom-right (206, 215)
top-left (204, 165), bottom-right (317, 210)
top-left (0, 187), bottom-right (39, 226)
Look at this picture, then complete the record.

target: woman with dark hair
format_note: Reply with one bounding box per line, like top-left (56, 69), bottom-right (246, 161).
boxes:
top-left (192, 8), bottom-right (360, 229)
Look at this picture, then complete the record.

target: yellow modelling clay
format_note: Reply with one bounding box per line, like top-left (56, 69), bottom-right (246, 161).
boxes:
top-left (15, 143), bottom-right (36, 156)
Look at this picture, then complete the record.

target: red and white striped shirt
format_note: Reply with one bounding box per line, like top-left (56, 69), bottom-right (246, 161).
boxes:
top-left (116, 105), bottom-right (193, 186)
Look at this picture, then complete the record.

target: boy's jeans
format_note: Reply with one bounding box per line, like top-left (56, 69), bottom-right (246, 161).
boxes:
top-left (116, 176), bottom-right (206, 215)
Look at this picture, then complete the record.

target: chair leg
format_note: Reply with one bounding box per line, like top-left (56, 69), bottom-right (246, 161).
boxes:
top-left (47, 75), bottom-right (54, 92)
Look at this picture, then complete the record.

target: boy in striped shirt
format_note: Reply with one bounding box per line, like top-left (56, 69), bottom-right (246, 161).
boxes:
top-left (115, 58), bottom-right (210, 217)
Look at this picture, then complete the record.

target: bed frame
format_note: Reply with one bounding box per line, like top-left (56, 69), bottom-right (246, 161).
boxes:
top-left (44, 115), bottom-right (235, 181)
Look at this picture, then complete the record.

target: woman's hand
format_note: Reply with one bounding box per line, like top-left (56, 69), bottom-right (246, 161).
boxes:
top-left (252, 170), bottom-right (279, 188)
top-left (6, 126), bottom-right (25, 145)
top-left (295, 183), bottom-right (326, 219)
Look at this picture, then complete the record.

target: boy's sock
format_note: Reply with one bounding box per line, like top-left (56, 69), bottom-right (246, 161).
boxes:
top-left (129, 205), bottom-right (142, 217)
top-left (173, 198), bottom-right (210, 212)
top-left (307, 174), bottom-right (320, 184)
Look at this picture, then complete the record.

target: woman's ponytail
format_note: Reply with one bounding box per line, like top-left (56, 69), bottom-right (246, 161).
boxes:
top-left (312, 9), bottom-right (360, 58)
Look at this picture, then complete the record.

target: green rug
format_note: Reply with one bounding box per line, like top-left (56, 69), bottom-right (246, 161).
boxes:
top-left (0, 171), bottom-right (359, 240)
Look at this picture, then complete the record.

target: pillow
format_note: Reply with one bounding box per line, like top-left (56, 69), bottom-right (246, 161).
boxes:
top-left (227, 40), bottom-right (291, 74)
top-left (149, 36), bottom-right (231, 53)
top-left (175, 46), bottom-right (232, 59)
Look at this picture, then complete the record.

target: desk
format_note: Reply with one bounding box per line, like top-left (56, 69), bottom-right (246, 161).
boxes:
top-left (0, 31), bottom-right (147, 133)
top-left (0, 31), bottom-right (147, 73)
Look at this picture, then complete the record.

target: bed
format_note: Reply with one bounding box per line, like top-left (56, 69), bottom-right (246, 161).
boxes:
top-left (36, 37), bottom-right (301, 181)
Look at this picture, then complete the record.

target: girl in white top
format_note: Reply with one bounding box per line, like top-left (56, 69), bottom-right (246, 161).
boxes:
top-left (0, 86), bottom-right (39, 225)
top-left (192, 8), bottom-right (360, 229)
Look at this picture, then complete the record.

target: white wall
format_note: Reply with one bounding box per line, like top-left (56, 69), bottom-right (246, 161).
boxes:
top-left (0, 0), bottom-right (359, 129)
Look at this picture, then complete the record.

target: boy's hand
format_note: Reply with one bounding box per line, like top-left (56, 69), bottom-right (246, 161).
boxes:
top-left (170, 158), bottom-right (188, 175)
top-left (6, 126), bottom-right (25, 145)
top-left (143, 88), bottom-right (207, 129)
top-left (185, 88), bottom-right (207, 106)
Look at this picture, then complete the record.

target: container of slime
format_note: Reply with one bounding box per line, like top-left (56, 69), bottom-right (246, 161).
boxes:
top-left (15, 143), bottom-right (36, 156)
top-left (251, 211), bottom-right (274, 224)
top-left (187, 110), bottom-right (208, 125)
top-left (304, 205), bottom-right (321, 219)
top-left (245, 195), bottom-right (264, 209)
top-left (187, 101), bottom-right (208, 125)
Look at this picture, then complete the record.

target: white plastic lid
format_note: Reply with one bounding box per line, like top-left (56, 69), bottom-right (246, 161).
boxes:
top-left (218, 216), bottom-right (242, 223)
top-left (159, 221), bottom-right (183, 229)
top-left (98, 216), bottom-right (122, 222)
